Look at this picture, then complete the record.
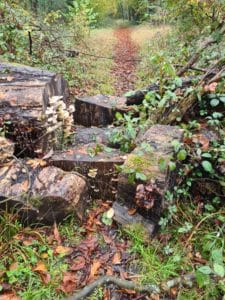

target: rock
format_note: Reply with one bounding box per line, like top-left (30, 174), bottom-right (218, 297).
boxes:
top-left (48, 143), bottom-right (125, 200)
top-left (0, 160), bottom-right (88, 223)
top-left (74, 94), bottom-right (132, 127)
top-left (112, 201), bottom-right (155, 236)
top-left (0, 137), bottom-right (14, 164)
top-left (0, 63), bottom-right (72, 156)
top-left (117, 125), bottom-right (184, 223)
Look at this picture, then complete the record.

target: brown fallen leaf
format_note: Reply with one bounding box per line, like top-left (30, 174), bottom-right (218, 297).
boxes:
top-left (192, 134), bottom-right (209, 151)
top-left (33, 261), bottom-right (51, 284)
top-left (102, 233), bottom-right (113, 244)
top-left (9, 262), bottom-right (18, 271)
top-left (58, 272), bottom-right (77, 293)
top-left (33, 261), bottom-right (47, 272)
top-left (53, 222), bottom-right (61, 245)
top-left (112, 252), bottom-right (121, 265)
top-left (70, 256), bottom-right (86, 271)
top-left (0, 293), bottom-right (21, 300)
top-left (106, 266), bottom-right (113, 276)
top-left (150, 293), bottom-right (160, 300)
top-left (88, 260), bottom-right (101, 281)
top-left (55, 245), bottom-right (73, 256)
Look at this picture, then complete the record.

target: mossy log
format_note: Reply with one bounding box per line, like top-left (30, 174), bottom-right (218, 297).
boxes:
top-left (0, 160), bottom-right (88, 223)
top-left (48, 143), bottom-right (125, 200)
top-left (117, 125), bottom-right (183, 223)
top-left (0, 63), bottom-right (71, 156)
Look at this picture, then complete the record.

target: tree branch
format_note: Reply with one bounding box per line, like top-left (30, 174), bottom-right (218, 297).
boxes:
top-left (68, 274), bottom-right (196, 300)
top-left (177, 25), bottom-right (225, 77)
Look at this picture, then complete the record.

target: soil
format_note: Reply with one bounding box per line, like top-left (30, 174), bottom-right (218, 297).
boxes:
top-left (112, 27), bottom-right (139, 96)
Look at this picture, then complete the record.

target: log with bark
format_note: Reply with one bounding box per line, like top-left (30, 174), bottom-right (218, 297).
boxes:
top-left (0, 159), bottom-right (88, 223)
top-left (117, 125), bottom-right (183, 223)
top-left (0, 63), bottom-right (73, 156)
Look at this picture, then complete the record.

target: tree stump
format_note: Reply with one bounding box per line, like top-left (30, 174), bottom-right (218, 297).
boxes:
top-left (48, 143), bottom-right (125, 200)
top-left (117, 125), bottom-right (183, 223)
top-left (0, 63), bottom-right (72, 156)
top-left (74, 94), bottom-right (132, 127)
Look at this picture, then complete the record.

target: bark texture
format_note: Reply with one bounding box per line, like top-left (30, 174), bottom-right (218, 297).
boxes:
top-left (0, 160), bottom-right (88, 223)
top-left (0, 63), bottom-right (71, 156)
top-left (48, 143), bottom-right (125, 200)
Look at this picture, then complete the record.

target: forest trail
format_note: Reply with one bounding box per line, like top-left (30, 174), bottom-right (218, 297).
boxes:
top-left (112, 27), bottom-right (138, 95)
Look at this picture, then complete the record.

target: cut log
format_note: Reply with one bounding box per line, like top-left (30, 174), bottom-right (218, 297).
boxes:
top-left (0, 63), bottom-right (72, 156)
top-left (47, 143), bottom-right (125, 200)
top-left (0, 160), bottom-right (88, 224)
top-left (112, 201), bottom-right (155, 236)
top-left (0, 137), bottom-right (14, 164)
top-left (74, 94), bottom-right (133, 127)
top-left (117, 125), bottom-right (183, 223)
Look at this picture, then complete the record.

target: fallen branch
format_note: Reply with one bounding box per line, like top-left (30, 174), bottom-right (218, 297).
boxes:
top-left (68, 273), bottom-right (196, 300)
top-left (68, 276), bottom-right (159, 300)
top-left (177, 25), bottom-right (225, 76)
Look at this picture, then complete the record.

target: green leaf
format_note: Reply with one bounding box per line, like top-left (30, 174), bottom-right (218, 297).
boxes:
top-left (136, 172), bottom-right (147, 181)
top-left (177, 149), bottom-right (187, 161)
top-left (159, 158), bottom-right (167, 171)
top-left (104, 146), bottom-right (113, 153)
top-left (210, 99), bottom-right (220, 107)
top-left (213, 263), bottom-right (225, 277)
top-left (198, 265), bottom-right (212, 275)
top-left (102, 212), bottom-right (113, 226)
top-left (196, 271), bottom-right (210, 288)
top-left (174, 77), bottom-right (182, 87)
top-left (211, 249), bottom-right (223, 264)
top-left (202, 160), bottom-right (213, 173)
top-left (115, 112), bottom-right (123, 120)
top-left (219, 96), bottom-right (225, 103)
top-left (169, 161), bottom-right (176, 171)
top-left (201, 153), bottom-right (212, 158)
top-left (171, 140), bottom-right (181, 152)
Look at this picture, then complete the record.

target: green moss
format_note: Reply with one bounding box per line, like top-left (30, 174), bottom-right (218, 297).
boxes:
top-left (124, 153), bottom-right (157, 179)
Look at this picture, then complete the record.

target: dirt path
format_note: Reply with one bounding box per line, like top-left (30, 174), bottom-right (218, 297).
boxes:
top-left (112, 27), bottom-right (139, 96)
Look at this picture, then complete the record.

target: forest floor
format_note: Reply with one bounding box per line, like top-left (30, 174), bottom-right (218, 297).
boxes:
top-left (1, 24), bottom-right (224, 300)
top-left (112, 27), bottom-right (138, 95)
